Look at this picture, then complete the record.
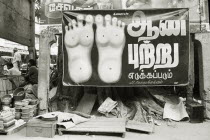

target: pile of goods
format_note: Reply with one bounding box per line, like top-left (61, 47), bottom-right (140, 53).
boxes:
top-left (0, 87), bottom-right (39, 124)
top-left (0, 109), bottom-right (15, 130)
top-left (1, 95), bottom-right (13, 110)
top-left (14, 99), bottom-right (38, 122)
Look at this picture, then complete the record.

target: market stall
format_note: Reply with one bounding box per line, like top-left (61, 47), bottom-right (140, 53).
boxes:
top-left (0, 0), bottom-right (36, 134)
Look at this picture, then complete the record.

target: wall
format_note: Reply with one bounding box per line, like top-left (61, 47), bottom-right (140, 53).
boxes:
top-left (195, 33), bottom-right (210, 119)
top-left (0, 0), bottom-right (34, 47)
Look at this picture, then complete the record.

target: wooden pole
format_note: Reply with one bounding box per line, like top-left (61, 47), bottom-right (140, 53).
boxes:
top-left (38, 27), bottom-right (58, 114)
top-left (186, 34), bottom-right (195, 103)
top-left (29, 0), bottom-right (36, 59)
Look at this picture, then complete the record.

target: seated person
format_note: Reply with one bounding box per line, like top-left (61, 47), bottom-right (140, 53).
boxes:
top-left (5, 62), bottom-right (21, 75)
top-left (0, 56), bottom-right (6, 75)
top-left (20, 59), bottom-right (38, 98)
top-left (23, 59), bottom-right (38, 85)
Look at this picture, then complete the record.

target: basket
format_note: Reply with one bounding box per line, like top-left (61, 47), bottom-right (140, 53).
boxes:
top-left (13, 87), bottom-right (25, 101)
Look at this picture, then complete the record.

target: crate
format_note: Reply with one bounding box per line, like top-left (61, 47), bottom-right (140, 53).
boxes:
top-left (26, 118), bottom-right (57, 138)
top-left (186, 101), bottom-right (204, 123)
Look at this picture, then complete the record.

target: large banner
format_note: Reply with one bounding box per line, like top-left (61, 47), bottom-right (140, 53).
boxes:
top-left (40, 0), bottom-right (208, 33)
top-left (62, 9), bottom-right (190, 86)
top-left (40, 0), bottom-right (122, 25)
top-left (40, 0), bottom-right (122, 33)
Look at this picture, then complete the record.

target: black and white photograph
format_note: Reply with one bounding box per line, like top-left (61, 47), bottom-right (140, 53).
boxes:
top-left (0, 0), bottom-right (210, 140)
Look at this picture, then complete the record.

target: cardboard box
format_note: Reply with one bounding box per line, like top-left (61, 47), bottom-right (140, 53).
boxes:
top-left (26, 118), bottom-right (57, 138)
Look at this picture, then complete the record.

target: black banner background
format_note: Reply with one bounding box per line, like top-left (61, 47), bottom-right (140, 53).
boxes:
top-left (62, 9), bottom-right (190, 86)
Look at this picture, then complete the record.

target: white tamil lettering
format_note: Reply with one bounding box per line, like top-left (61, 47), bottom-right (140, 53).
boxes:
top-left (127, 11), bottom-right (147, 38)
top-left (127, 11), bottom-right (187, 42)
top-left (155, 43), bottom-right (172, 65)
top-left (127, 21), bottom-right (147, 38)
top-left (56, 3), bottom-right (63, 11)
top-left (49, 3), bottom-right (74, 12)
top-left (139, 41), bottom-right (155, 70)
top-left (138, 20), bottom-right (159, 42)
top-left (159, 20), bottom-right (181, 36)
top-left (128, 43), bottom-right (179, 70)
top-left (154, 43), bottom-right (179, 69)
top-left (63, 4), bottom-right (73, 11)
top-left (128, 44), bottom-right (139, 69)
top-left (128, 71), bottom-right (174, 80)
top-left (49, 3), bottom-right (56, 12)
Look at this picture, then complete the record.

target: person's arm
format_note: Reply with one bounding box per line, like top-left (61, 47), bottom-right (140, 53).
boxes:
top-left (25, 67), bottom-right (37, 82)
top-left (17, 61), bottom-right (21, 69)
top-left (13, 53), bottom-right (17, 64)
top-left (24, 67), bottom-right (31, 81)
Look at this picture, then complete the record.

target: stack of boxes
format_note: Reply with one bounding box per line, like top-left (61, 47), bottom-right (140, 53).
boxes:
top-left (14, 99), bottom-right (38, 122)
top-left (0, 110), bottom-right (15, 130)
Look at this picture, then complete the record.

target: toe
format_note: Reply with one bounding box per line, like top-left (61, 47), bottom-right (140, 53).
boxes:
top-left (105, 14), bottom-right (111, 26)
top-left (112, 17), bottom-right (118, 26)
top-left (85, 15), bottom-right (94, 26)
top-left (65, 25), bottom-right (69, 31)
top-left (121, 22), bottom-right (125, 28)
top-left (77, 14), bottom-right (84, 27)
top-left (95, 14), bottom-right (103, 26)
top-left (117, 20), bottom-right (122, 27)
top-left (68, 22), bottom-right (72, 29)
top-left (71, 19), bottom-right (77, 28)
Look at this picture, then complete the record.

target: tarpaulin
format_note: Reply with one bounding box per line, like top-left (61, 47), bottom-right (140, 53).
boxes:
top-left (62, 9), bottom-right (190, 86)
